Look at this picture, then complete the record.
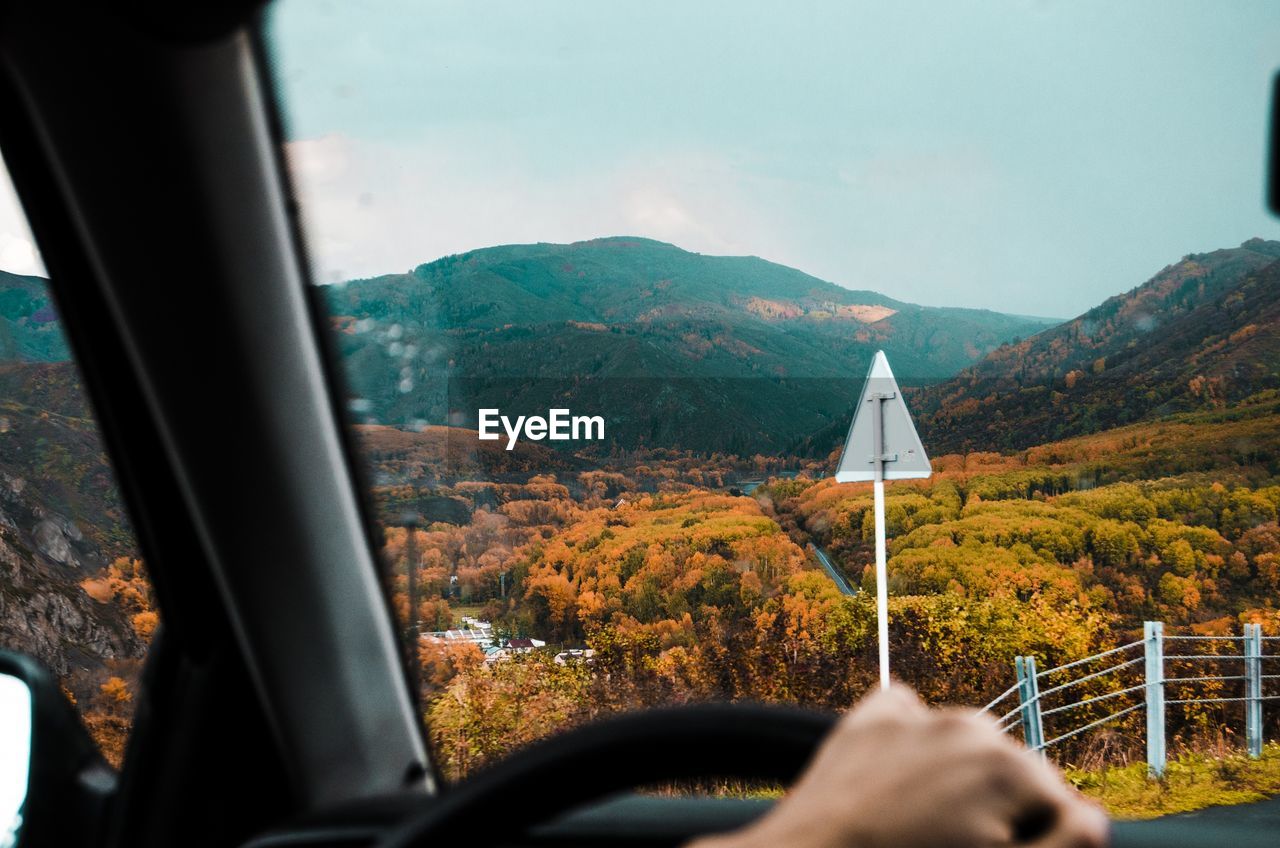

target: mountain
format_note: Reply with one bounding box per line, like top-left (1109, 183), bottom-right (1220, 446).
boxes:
top-left (0, 361), bottom-right (143, 678)
top-left (323, 237), bottom-right (1055, 453)
top-left (0, 269), bottom-right (68, 362)
top-left (911, 239), bottom-right (1280, 454)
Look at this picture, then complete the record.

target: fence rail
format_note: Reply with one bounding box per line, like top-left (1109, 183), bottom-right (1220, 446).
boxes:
top-left (979, 621), bottom-right (1270, 776)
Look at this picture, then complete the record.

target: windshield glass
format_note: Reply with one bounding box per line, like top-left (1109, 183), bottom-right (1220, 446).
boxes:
top-left (0, 160), bottom-right (155, 767)
top-left (268, 0), bottom-right (1280, 815)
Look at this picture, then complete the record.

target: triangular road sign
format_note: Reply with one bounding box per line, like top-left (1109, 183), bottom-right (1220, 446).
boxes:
top-left (835, 350), bottom-right (931, 482)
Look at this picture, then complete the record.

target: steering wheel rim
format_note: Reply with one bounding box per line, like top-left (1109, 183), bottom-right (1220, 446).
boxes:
top-left (383, 703), bottom-right (837, 848)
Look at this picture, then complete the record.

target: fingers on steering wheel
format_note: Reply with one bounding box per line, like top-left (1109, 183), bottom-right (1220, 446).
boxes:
top-left (1023, 802), bottom-right (1110, 848)
top-left (996, 753), bottom-right (1109, 848)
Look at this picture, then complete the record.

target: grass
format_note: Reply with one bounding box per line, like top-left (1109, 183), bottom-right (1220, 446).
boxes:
top-left (1066, 744), bottom-right (1280, 820)
top-left (450, 603), bottom-right (489, 624)
top-left (647, 779), bottom-right (784, 800)
top-left (646, 749), bottom-right (1280, 821)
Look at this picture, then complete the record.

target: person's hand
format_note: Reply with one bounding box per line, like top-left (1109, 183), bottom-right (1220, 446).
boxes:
top-left (690, 685), bottom-right (1108, 848)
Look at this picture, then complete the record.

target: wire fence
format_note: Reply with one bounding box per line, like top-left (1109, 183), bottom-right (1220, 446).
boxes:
top-left (978, 621), bottom-right (1273, 776)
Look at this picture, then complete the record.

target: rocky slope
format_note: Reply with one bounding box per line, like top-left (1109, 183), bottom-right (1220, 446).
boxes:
top-left (0, 361), bottom-right (143, 680)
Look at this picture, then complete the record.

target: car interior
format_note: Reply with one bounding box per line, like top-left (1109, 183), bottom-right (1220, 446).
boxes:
top-left (0, 3), bottom-right (1278, 847)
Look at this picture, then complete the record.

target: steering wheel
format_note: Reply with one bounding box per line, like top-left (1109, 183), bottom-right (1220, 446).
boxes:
top-left (382, 703), bottom-right (837, 848)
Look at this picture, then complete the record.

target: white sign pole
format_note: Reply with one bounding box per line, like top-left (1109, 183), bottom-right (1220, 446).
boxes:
top-left (873, 476), bottom-right (889, 689)
top-left (869, 387), bottom-right (891, 690)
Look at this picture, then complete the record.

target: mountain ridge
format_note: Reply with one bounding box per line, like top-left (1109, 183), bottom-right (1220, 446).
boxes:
top-left (911, 239), bottom-right (1280, 453)
top-left (323, 237), bottom-right (1054, 452)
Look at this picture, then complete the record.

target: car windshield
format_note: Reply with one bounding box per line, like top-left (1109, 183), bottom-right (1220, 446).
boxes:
top-left (268, 0), bottom-right (1280, 818)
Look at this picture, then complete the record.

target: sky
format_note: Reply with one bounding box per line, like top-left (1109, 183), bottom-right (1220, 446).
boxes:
top-left (264, 0), bottom-right (1280, 318)
top-left (0, 2), bottom-right (1275, 318)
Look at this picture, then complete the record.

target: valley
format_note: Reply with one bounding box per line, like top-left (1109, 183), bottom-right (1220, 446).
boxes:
top-left (0, 236), bottom-right (1277, 780)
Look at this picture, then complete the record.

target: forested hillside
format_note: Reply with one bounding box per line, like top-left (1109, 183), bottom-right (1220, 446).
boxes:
top-left (913, 240), bottom-right (1280, 452)
top-left (379, 392), bottom-right (1280, 779)
top-left (323, 237), bottom-right (1053, 453)
top-left (0, 269), bottom-right (68, 361)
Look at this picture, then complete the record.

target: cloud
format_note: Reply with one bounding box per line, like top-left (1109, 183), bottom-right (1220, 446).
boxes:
top-left (282, 133), bottom-right (782, 282)
top-left (0, 232), bottom-right (40, 276)
top-left (837, 149), bottom-right (1000, 198)
top-left (287, 133), bottom-right (353, 183)
top-left (0, 167), bottom-right (44, 276)
top-left (625, 190), bottom-right (701, 241)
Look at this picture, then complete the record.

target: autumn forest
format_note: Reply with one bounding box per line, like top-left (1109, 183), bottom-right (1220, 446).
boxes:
top-left (2, 237), bottom-right (1279, 782)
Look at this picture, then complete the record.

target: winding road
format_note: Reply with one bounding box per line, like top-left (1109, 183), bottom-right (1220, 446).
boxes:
top-left (809, 544), bottom-right (858, 596)
top-left (735, 477), bottom-right (856, 597)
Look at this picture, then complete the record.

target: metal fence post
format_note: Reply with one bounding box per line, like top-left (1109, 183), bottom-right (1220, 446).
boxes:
top-left (1014, 657), bottom-right (1028, 742)
top-left (1245, 622), bottom-right (1262, 758)
top-left (1016, 656), bottom-right (1045, 753)
top-left (1144, 621), bottom-right (1166, 777)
